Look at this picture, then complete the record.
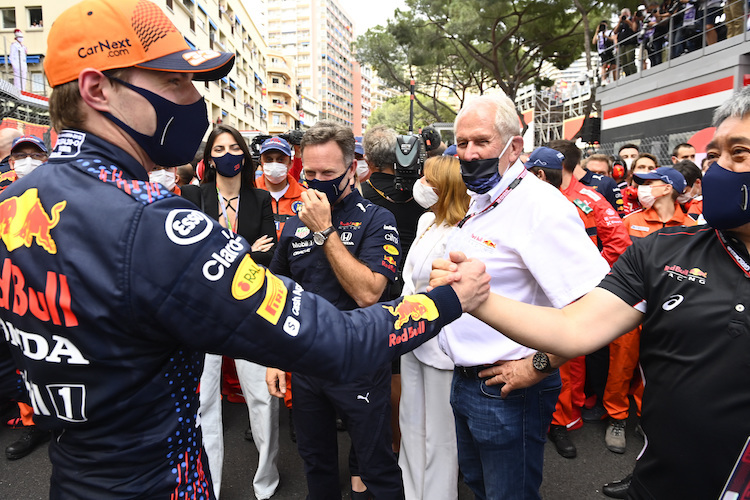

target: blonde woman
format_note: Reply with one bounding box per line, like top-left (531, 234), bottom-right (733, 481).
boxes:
top-left (398, 155), bottom-right (470, 500)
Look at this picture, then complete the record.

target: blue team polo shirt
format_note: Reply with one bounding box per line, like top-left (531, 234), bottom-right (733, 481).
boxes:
top-left (271, 190), bottom-right (401, 310)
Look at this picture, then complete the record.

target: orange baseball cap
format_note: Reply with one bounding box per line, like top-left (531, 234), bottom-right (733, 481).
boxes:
top-left (44, 0), bottom-right (234, 87)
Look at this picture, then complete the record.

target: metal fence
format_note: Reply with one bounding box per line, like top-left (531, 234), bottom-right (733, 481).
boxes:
top-left (601, 0), bottom-right (748, 83)
top-left (588, 132), bottom-right (700, 167)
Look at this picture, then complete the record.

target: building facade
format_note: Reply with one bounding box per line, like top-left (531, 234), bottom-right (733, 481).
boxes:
top-left (0, 0), bottom-right (273, 135)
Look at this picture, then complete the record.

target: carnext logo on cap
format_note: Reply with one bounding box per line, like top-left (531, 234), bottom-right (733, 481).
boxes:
top-left (78, 39), bottom-right (132, 58)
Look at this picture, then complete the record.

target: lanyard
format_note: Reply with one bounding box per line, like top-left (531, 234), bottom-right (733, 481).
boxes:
top-left (716, 229), bottom-right (750, 279)
top-left (217, 188), bottom-right (240, 234)
top-left (457, 168), bottom-right (527, 228)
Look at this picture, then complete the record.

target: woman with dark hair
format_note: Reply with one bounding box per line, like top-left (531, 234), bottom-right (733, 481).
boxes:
top-left (182, 124), bottom-right (279, 500)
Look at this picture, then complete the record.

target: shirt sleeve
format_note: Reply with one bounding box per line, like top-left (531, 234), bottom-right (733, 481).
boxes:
top-left (597, 234), bottom-right (651, 311)
top-left (127, 197), bottom-right (462, 381)
top-left (356, 206), bottom-right (400, 283)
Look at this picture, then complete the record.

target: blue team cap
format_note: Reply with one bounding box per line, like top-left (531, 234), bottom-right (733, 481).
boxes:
top-left (633, 166), bottom-right (687, 194)
top-left (524, 146), bottom-right (564, 170)
top-left (11, 135), bottom-right (47, 154)
top-left (260, 137), bottom-right (292, 157)
top-left (444, 144), bottom-right (458, 157)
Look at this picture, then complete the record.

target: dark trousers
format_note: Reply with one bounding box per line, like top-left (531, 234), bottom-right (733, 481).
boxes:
top-left (294, 363), bottom-right (404, 500)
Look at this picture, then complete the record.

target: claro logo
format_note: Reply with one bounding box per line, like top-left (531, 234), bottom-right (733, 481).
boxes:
top-left (78, 39), bottom-right (132, 58)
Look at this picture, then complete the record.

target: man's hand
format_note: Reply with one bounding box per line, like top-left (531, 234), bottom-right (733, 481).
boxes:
top-left (265, 368), bottom-right (287, 398)
top-left (299, 189), bottom-right (332, 232)
top-left (430, 251), bottom-right (490, 312)
top-left (478, 357), bottom-right (549, 398)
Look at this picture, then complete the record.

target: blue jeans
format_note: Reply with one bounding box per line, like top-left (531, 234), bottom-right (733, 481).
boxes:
top-left (451, 369), bottom-right (561, 500)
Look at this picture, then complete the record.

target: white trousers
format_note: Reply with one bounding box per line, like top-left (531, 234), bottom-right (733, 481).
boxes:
top-left (199, 354), bottom-right (280, 499)
top-left (398, 351), bottom-right (459, 500)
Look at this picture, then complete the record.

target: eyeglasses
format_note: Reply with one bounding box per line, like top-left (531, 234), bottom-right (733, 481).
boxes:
top-left (11, 152), bottom-right (47, 161)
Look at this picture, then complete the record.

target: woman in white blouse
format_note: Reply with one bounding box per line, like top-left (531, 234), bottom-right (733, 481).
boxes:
top-left (398, 155), bottom-right (470, 500)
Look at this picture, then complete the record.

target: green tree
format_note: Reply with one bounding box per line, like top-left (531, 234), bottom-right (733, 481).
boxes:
top-left (359, 0), bottom-right (617, 133)
top-left (367, 95), bottom-right (437, 134)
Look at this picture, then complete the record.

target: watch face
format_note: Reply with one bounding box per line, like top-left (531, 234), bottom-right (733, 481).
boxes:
top-left (533, 352), bottom-right (548, 371)
top-left (313, 232), bottom-right (325, 245)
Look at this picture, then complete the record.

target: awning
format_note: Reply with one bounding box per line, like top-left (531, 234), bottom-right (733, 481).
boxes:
top-left (184, 37), bottom-right (197, 50)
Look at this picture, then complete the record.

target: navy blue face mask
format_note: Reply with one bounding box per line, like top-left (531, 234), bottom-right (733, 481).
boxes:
top-left (702, 162), bottom-right (750, 229)
top-left (212, 153), bottom-right (244, 178)
top-left (307, 168), bottom-right (351, 206)
top-left (102, 76), bottom-right (209, 167)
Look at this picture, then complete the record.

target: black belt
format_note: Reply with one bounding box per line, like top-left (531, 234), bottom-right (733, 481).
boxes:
top-left (455, 365), bottom-right (492, 380)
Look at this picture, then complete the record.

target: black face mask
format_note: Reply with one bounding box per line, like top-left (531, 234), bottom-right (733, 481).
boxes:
top-left (102, 76), bottom-right (209, 167)
top-left (460, 157), bottom-right (502, 194)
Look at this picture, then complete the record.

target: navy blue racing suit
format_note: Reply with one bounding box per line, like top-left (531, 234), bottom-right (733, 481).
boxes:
top-left (0, 130), bottom-right (462, 499)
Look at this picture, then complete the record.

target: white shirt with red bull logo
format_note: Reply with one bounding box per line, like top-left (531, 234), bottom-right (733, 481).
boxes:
top-left (440, 160), bottom-right (610, 366)
top-left (0, 130), bottom-right (463, 499)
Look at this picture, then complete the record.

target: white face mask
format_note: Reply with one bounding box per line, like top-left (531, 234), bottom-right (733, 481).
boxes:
top-left (623, 158), bottom-right (634, 170)
top-left (637, 185), bottom-right (660, 209)
top-left (13, 157), bottom-right (42, 178)
top-left (149, 169), bottom-right (176, 191)
top-left (356, 160), bottom-right (369, 179)
top-left (16, 36), bottom-right (23, 42)
top-left (263, 162), bottom-right (288, 184)
top-left (412, 177), bottom-right (439, 209)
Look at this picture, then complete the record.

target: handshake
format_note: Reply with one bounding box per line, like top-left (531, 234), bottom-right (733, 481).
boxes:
top-left (431, 251), bottom-right (491, 313)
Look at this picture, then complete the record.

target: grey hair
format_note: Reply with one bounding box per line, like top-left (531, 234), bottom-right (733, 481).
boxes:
top-left (300, 120), bottom-right (355, 168)
top-left (362, 125), bottom-right (397, 171)
top-left (713, 86), bottom-right (750, 127)
top-left (454, 92), bottom-right (520, 142)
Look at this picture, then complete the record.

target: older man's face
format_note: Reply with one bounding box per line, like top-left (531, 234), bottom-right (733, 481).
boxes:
top-left (454, 105), bottom-right (505, 162)
top-left (706, 116), bottom-right (750, 173)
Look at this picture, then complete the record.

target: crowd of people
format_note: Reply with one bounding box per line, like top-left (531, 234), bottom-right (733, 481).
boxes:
top-left (2, 1), bottom-right (750, 500)
top-left (595, 0), bottom-right (747, 83)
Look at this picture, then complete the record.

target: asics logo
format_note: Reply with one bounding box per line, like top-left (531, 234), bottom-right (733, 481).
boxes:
top-left (662, 294), bottom-right (684, 311)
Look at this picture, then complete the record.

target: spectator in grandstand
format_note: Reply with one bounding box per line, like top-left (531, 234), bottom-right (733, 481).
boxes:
top-left (671, 142), bottom-right (696, 163)
top-left (593, 20), bottom-right (615, 83)
top-left (613, 8), bottom-right (639, 77)
top-left (673, 159), bottom-right (704, 221)
top-left (398, 155), bottom-right (469, 500)
top-left (671, 0), bottom-right (700, 58)
top-left (526, 146), bottom-right (631, 459)
top-left (724, 0), bottom-right (746, 39)
top-left (699, 0), bottom-right (724, 45)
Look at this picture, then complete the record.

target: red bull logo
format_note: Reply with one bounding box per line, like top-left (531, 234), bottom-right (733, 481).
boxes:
top-left (688, 268), bottom-right (708, 278)
top-left (0, 170), bottom-right (16, 185)
top-left (0, 189), bottom-right (66, 254)
top-left (383, 295), bottom-right (439, 330)
top-left (383, 255), bottom-right (396, 266)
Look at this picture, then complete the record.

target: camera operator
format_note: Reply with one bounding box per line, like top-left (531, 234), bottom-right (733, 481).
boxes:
top-left (593, 20), bottom-right (616, 84)
top-left (670, 0), bottom-right (698, 58)
top-left (613, 8), bottom-right (639, 77)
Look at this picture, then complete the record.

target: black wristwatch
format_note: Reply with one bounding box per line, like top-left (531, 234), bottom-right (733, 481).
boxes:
top-left (532, 351), bottom-right (556, 374)
top-left (313, 226), bottom-right (336, 246)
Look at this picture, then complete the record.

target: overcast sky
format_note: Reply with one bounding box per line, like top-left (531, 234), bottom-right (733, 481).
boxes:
top-left (339, 0), bottom-right (407, 36)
